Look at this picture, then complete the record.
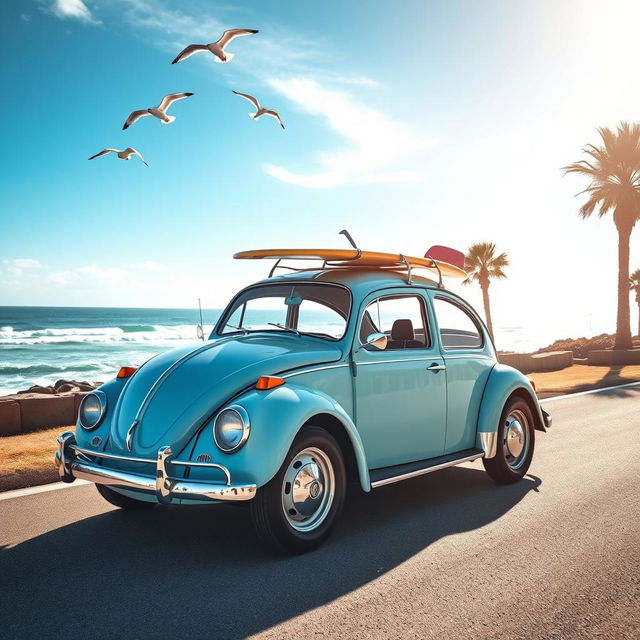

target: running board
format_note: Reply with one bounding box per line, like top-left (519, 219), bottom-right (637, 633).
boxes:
top-left (370, 448), bottom-right (484, 488)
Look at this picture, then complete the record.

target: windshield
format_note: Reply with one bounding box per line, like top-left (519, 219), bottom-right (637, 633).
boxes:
top-left (217, 283), bottom-right (351, 340)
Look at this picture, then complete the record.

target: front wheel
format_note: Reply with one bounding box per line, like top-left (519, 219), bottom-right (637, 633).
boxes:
top-left (96, 484), bottom-right (157, 509)
top-left (249, 426), bottom-right (346, 554)
top-left (482, 397), bottom-right (535, 484)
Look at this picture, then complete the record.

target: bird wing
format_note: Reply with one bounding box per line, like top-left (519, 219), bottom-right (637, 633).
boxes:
top-left (88, 149), bottom-right (118, 160)
top-left (123, 110), bottom-right (150, 130)
top-left (171, 44), bottom-right (208, 64)
top-left (158, 92), bottom-right (194, 113)
top-left (264, 109), bottom-right (285, 129)
top-left (217, 29), bottom-right (258, 49)
top-left (124, 148), bottom-right (149, 166)
top-left (232, 90), bottom-right (260, 110)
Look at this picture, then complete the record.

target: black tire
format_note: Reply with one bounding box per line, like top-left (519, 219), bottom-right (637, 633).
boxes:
top-left (96, 484), bottom-right (157, 509)
top-left (483, 396), bottom-right (535, 485)
top-left (250, 426), bottom-right (346, 554)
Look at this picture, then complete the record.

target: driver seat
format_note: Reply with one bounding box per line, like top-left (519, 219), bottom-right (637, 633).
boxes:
top-left (387, 319), bottom-right (423, 349)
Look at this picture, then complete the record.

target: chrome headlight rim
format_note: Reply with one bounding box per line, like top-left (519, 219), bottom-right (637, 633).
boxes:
top-left (213, 404), bottom-right (250, 454)
top-left (78, 390), bottom-right (107, 431)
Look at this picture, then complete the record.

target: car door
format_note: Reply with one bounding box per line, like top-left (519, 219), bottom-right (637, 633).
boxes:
top-left (353, 289), bottom-right (447, 469)
top-left (428, 292), bottom-right (495, 454)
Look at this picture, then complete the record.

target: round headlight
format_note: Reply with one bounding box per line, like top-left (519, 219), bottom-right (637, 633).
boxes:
top-left (213, 405), bottom-right (250, 453)
top-left (78, 391), bottom-right (107, 430)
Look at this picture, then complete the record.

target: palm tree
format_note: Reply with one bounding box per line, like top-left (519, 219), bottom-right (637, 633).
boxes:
top-left (630, 269), bottom-right (640, 338)
top-left (462, 242), bottom-right (509, 341)
top-left (564, 122), bottom-right (640, 350)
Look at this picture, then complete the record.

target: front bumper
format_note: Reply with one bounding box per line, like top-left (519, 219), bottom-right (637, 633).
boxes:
top-left (542, 409), bottom-right (552, 429)
top-left (55, 432), bottom-right (256, 504)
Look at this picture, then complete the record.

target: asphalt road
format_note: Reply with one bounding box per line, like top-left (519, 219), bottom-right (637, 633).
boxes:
top-left (1, 386), bottom-right (639, 640)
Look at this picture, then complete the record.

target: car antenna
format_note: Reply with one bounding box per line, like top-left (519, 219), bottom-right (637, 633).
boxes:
top-left (339, 229), bottom-right (362, 259)
top-left (196, 297), bottom-right (205, 341)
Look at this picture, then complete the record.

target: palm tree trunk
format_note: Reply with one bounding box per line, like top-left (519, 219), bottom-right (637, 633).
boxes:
top-left (637, 299), bottom-right (640, 338)
top-left (614, 224), bottom-right (633, 349)
top-left (480, 279), bottom-right (494, 342)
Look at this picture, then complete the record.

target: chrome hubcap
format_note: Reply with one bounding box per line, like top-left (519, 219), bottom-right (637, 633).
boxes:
top-left (282, 447), bottom-right (335, 532)
top-left (503, 409), bottom-right (529, 470)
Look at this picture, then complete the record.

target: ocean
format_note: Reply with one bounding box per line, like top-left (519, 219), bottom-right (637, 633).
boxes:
top-left (0, 306), bottom-right (221, 397)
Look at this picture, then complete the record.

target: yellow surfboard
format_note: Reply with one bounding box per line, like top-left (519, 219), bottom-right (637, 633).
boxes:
top-left (234, 248), bottom-right (467, 279)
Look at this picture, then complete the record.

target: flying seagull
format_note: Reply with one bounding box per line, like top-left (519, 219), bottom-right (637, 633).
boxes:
top-left (232, 90), bottom-right (285, 129)
top-left (122, 92), bottom-right (194, 130)
top-left (172, 29), bottom-right (258, 64)
top-left (88, 147), bottom-right (148, 166)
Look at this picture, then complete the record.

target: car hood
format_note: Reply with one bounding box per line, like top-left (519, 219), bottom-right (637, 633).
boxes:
top-left (108, 334), bottom-right (342, 457)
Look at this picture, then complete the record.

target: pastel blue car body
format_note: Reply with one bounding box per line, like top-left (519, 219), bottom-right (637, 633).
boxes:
top-left (67, 268), bottom-right (547, 503)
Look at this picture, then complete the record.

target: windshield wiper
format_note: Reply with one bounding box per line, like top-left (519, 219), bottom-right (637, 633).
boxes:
top-left (267, 322), bottom-right (300, 336)
top-left (225, 324), bottom-right (250, 335)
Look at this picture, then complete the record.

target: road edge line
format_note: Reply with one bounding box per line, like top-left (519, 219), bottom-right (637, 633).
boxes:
top-left (0, 479), bottom-right (90, 502)
top-left (540, 380), bottom-right (640, 403)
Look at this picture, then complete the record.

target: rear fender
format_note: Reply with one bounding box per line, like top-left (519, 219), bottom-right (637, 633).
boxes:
top-left (189, 383), bottom-right (371, 491)
top-left (477, 364), bottom-right (547, 455)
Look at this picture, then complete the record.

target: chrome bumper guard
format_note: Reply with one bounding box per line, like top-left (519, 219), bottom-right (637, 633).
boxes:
top-left (55, 432), bottom-right (256, 503)
top-left (542, 409), bottom-right (552, 429)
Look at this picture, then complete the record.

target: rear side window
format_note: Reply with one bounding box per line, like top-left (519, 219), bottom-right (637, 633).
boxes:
top-left (433, 297), bottom-right (483, 349)
top-left (360, 295), bottom-right (429, 350)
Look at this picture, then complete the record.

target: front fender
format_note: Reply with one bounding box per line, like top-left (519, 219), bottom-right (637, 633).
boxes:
top-left (477, 364), bottom-right (547, 436)
top-left (188, 383), bottom-right (371, 492)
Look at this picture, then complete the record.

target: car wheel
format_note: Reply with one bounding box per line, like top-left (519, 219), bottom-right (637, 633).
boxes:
top-left (249, 425), bottom-right (346, 554)
top-left (96, 484), bottom-right (157, 509)
top-left (482, 396), bottom-right (535, 485)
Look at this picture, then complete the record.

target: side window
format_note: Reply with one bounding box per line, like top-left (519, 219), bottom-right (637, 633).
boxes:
top-left (433, 297), bottom-right (483, 349)
top-left (360, 295), bottom-right (429, 350)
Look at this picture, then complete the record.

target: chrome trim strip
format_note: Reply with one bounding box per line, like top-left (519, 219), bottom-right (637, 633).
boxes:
top-left (370, 451), bottom-right (484, 488)
top-left (356, 357), bottom-right (438, 366)
top-left (478, 432), bottom-right (498, 459)
top-left (132, 338), bottom-right (234, 426)
top-left (282, 363), bottom-right (349, 378)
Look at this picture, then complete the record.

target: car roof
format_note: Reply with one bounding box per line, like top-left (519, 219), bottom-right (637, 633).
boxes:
top-left (252, 267), bottom-right (441, 296)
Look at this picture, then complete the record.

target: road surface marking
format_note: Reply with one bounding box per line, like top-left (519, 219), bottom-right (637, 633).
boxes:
top-left (541, 380), bottom-right (640, 403)
top-left (0, 381), bottom-right (638, 502)
top-left (0, 479), bottom-right (89, 501)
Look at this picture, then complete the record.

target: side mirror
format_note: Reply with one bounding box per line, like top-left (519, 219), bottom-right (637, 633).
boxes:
top-left (363, 332), bottom-right (387, 351)
top-left (197, 325), bottom-right (204, 341)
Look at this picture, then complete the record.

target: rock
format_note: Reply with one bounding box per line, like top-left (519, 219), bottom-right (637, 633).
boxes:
top-left (17, 385), bottom-right (56, 395)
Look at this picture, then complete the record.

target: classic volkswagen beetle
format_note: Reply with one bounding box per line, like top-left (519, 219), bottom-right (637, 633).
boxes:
top-left (56, 244), bottom-right (551, 553)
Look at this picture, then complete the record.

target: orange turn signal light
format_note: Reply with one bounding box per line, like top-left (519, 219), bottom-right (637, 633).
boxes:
top-left (528, 378), bottom-right (536, 391)
top-left (255, 376), bottom-right (285, 390)
top-left (117, 366), bottom-right (138, 379)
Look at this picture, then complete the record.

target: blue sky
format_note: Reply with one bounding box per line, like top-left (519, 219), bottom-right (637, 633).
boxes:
top-left (1, 0), bottom-right (639, 348)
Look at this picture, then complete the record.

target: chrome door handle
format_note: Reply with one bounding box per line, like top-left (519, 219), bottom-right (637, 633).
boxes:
top-left (426, 363), bottom-right (446, 372)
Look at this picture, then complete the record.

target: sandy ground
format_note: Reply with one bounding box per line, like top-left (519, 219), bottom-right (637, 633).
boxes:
top-left (0, 427), bottom-right (62, 491)
top-left (530, 363), bottom-right (640, 397)
top-left (1, 364), bottom-right (639, 492)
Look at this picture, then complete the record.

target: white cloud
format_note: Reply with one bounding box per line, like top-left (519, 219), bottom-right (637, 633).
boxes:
top-left (264, 77), bottom-right (426, 188)
top-left (49, 0), bottom-right (98, 24)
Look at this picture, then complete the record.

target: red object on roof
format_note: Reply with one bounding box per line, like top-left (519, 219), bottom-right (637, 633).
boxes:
top-left (425, 245), bottom-right (466, 271)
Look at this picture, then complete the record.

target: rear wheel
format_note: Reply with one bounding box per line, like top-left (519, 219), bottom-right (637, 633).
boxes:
top-left (96, 484), bottom-right (157, 509)
top-left (250, 426), bottom-right (346, 554)
top-left (483, 397), bottom-right (535, 484)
